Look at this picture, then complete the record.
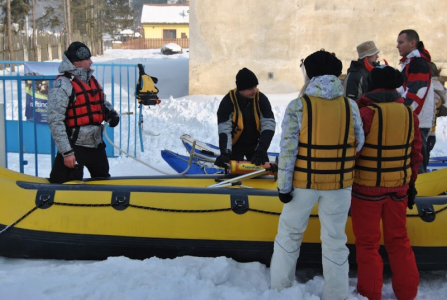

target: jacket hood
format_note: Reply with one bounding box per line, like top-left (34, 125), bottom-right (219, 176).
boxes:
top-left (347, 60), bottom-right (366, 73)
top-left (357, 90), bottom-right (403, 108)
top-left (58, 53), bottom-right (94, 82)
top-left (304, 75), bottom-right (344, 100)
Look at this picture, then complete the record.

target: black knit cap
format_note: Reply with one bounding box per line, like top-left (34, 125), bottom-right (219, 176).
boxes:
top-left (236, 68), bottom-right (259, 91)
top-left (370, 65), bottom-right (404, 90)
top-left (304, 50), bottom-right (342, 79)
top-left (65, 41), bottom-right (92, 63)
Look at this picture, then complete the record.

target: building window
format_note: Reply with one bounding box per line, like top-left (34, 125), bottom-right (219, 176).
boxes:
top-left (163, 30), bottom-right (176, 39)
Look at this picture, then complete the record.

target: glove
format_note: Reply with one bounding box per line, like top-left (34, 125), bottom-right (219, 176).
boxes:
top-left (427, 135), bottom-right (436, 153)
top-left (407, 182), bottom-right (417, 210)
top-left (107, 111), bottom-right (120, 128)
top-left (215, 150), bottom-right (231, 168)
top-left (251, 149), bottom-right (267, 166)
top-left (268, 162), bottom-right (278, 173)
top-left (278, 190), bottom-right (293, 204)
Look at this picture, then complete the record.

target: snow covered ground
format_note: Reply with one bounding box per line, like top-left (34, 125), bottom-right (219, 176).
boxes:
top-left (1, 49), bottom-right (446, 300)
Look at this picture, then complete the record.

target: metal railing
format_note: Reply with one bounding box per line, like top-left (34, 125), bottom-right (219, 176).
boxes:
top-left (0, 60), bottom-right (142, 177)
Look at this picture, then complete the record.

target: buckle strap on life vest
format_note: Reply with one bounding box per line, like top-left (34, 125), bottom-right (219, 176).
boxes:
top-left (301, 94), bottom-right (353, 189)
top-left (352, 190), bottom-right (407, 202)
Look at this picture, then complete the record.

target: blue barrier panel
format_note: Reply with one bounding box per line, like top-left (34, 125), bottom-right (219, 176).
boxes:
top-left (5, 120), bottom-right (115, 157)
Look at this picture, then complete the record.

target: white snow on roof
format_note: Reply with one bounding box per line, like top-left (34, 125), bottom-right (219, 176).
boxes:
top-left (141, 5), bottom-right (189, 24)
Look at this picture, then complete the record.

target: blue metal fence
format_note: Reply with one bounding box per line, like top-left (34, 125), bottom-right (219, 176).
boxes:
top-left (0, 60), bottom-right (142, 176)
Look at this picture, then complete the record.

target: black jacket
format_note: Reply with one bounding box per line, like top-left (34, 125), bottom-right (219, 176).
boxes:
top-left (344, 60), bottom-right (370, 100)
top-left (217, 90), bottom-right (275, 159)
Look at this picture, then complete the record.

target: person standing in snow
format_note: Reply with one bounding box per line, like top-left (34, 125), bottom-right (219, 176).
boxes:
top-left (352, 65), bottom-right (422, 300)
top-left (343, 40), bottom-right (381, 100)
top-left (427, 62), bottom-right (447, 155)
top-left (396, 29), bottom-right (434, 173)
top-left (270, 50), bottom-right (364, 300)
top-left (215, 68), bottom-right (276, 167)
top-left (47, 42), bottom-right (120, 183)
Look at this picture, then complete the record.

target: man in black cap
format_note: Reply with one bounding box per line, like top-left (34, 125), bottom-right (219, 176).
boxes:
top-left (352, 65), bottom-right (422, 300)
top-left (47, 41), bottom-right (120, 183)
top-left (215, 67), bottom-right (276, 167)
top-left (270, 50), bottom-right (364, 299)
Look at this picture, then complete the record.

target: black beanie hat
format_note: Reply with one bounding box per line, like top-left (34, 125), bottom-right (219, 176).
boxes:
top-left (65, 41), bottom-right (92, 63)
top-left (304, 50), bottom-right (342, 79)
top-left (370, 65), bottom-right (404, 90)
top-left (236, 68), bottom-right (259, 91)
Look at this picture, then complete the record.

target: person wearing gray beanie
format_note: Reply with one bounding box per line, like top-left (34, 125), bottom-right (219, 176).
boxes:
top-left (47, 41), bottom-right (119, 183)
top-left (215, 68), bottom-right (276, 169)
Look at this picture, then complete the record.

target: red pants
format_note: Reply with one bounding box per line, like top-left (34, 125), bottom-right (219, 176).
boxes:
top-left (351, 195), bottom-right (419, 300)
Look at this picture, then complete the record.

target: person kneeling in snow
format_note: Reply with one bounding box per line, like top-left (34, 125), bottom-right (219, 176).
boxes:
top-left (215, 68), bottom-right (276, 167)
top-left (352, 65), bottom-right (422, 300)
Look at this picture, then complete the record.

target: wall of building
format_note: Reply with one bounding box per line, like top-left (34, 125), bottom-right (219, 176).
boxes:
top-left (143, 24), bottom-right (189, 39)
top-left (189, 0), bottom-right (447, 95)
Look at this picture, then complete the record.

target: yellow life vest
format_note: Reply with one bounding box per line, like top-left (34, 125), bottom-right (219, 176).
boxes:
top-left (228, 88), bottom-right (261, 145)
top-left (431, 98), bottom-right (443, 133)
top-left (293, 95), bottom-right (356, 190)
top-left (355, 102), bottom-right (414, 187)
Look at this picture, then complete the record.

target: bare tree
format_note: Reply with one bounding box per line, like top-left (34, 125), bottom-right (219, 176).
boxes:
top-left (6, 0), bottom-right (14, 62)
top-left (32, 0), bottom-right (37, 60)
top-left (63, 0), bottom-right (72, 45)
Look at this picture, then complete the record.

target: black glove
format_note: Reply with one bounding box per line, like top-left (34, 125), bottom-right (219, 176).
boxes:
top-left (215, 150), bottom-right (231, 168)
top-left (268, 162), bottom-right (278, 173)
top-left (251, 149), bottom-right (267, 166)
top-left (107, 111), bottom-right (120, 128)
top-left (427, 135), bottom-right (436, 153)
top-left (278, 190), bottom-right (293, 204)
top-left (407, 182), bottom-right (417, 210)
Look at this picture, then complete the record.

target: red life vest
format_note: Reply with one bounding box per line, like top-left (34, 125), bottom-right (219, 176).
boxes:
top-left (61, 74), bottom-right (105, 128)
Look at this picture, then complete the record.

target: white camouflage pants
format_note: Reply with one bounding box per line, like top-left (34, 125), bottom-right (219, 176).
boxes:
top-left (270, 187), bottom-right (351, 300)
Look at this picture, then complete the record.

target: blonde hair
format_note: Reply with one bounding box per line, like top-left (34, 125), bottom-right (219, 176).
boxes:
top-left (299, 59), bottom-right (310, 97)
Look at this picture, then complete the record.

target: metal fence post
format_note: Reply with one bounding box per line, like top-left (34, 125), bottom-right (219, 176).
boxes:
top-left (0, 103), bottom-right (5, 167)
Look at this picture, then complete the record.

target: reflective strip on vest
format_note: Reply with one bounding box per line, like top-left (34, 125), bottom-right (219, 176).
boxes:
top-left (228, 88), bottom-right (261, 145)
top-left (64, 75), bottom-right (105, 128)
top-left (354, 102), bottom-right (414, 187)
top-left (293, 95), bottom-right (356, 190)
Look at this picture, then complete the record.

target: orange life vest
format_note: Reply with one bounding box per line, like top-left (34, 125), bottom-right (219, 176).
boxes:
top-left (62, 74), bottom-right (105, 128)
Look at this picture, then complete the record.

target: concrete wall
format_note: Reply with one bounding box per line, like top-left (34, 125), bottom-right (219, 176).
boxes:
top-left (189, 0), bottom-right (447, 95)
top-left (143, 24), bottom-right (190, 39)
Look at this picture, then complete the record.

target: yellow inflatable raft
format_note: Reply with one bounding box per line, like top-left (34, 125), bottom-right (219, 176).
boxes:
top-left (0, 166), bottom-right (446, 270)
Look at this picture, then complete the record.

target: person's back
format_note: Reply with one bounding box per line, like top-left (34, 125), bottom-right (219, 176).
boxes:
top-left (344, 41), bottom-right (380, 100)
top-left (352, 65), bottom-right (422, 300)
top-left (270, 50), bottom-right (364, 300)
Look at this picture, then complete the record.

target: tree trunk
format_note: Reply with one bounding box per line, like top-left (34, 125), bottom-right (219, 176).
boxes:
top-left (6, 0), bottom-right (14, 62)
top-left (32, 0), bottom-right (38, 61)
top-left (64, 0), bottom-right (72, 46)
